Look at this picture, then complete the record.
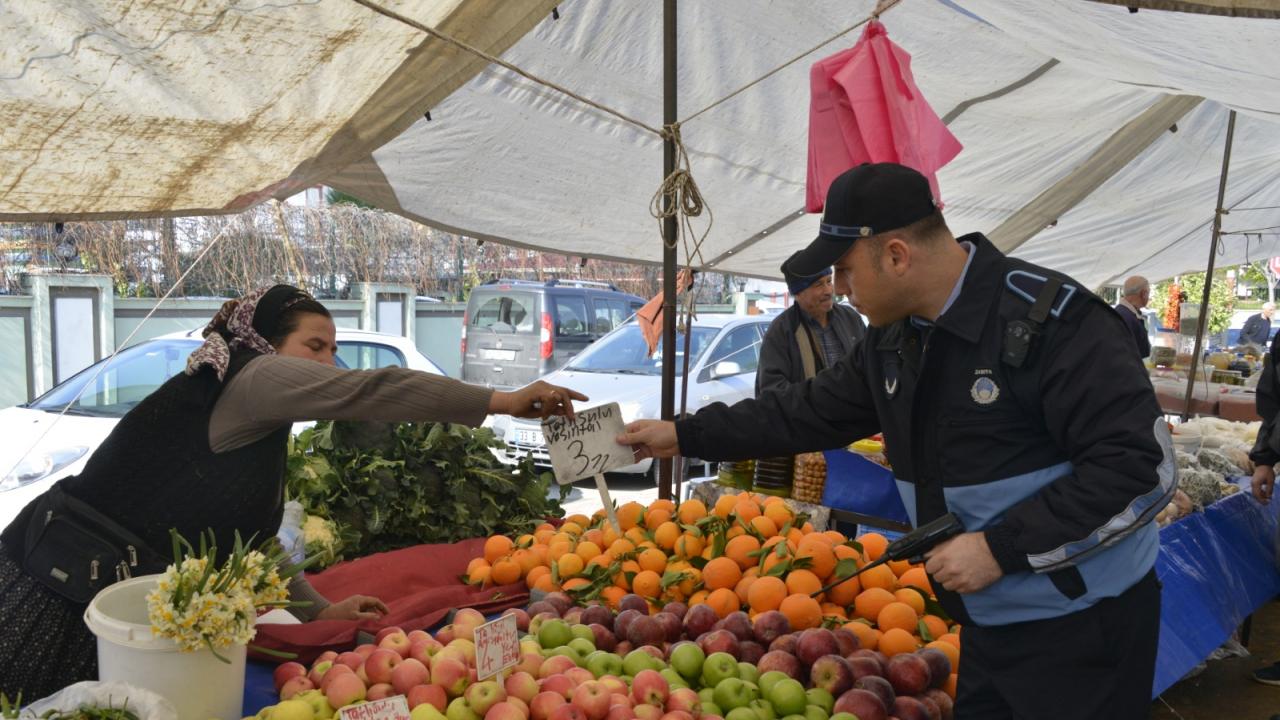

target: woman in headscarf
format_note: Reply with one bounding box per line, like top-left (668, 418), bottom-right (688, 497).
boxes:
top-left (0, 284), bottom-right (585, 699)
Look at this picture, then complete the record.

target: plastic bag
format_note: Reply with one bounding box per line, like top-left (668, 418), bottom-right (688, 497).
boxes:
top-left (21, 682), bottom-right (177, 720)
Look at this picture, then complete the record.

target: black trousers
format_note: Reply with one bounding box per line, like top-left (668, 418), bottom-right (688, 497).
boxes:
top-left (956, 569), bottom-right (1161, 720)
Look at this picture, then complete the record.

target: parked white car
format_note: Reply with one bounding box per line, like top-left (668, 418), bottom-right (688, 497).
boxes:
top-left (0, 328), bottom-right (445, 529)
top-left (489, 314), bottom-right (772, 482)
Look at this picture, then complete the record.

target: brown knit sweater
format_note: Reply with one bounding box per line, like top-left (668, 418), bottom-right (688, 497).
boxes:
top-left (210, 355), bottom-right (495, 618)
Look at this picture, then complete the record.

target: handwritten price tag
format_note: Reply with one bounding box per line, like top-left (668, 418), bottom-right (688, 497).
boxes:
top-left (474, 613), bottom-right (521, 681)
top-left (542, 403), bottom-right (632, 485)
top-left (339, 695), bottom-right (411, 720)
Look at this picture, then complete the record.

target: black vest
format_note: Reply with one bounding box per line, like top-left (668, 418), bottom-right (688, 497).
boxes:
top-left (2, 351), bottom-right (290, 561)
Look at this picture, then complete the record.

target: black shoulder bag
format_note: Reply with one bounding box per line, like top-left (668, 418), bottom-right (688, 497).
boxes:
top-left (21, 485), bottom-right (166, 604)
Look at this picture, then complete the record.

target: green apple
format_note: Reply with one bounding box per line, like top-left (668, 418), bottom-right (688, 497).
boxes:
top-left (781, 716), bottom-right (807, 720)
top-left (268, 700), bottom-right (313, 720)
top-left (804, 688), bottom-right (834, 715)
top-left (827, 713), bottom-right (856, 720)
top-left (700, 652), bottom-right (739, 688)
top-left (568, 637), bottom-right (597, 657)
top-left (411, 706), bottom-right (448, 720)
top-left (623, 649), bottom-right (664, 676)
top-left (749, 699), bottom-right (775, 720)
top-left (447, 697), bottom-right (480, 720)
top-left (551, 646), bottom-right (584, 665)
top-left (294, 690), bottom-right (332, 719)
top-left (669, 643), bottom-right (706, 681)
top-left (571, 624), bottom-right (596, 642)
top-left (764, 678), bottom-right (806, 717)
top-left (521, 639), bottom-right (543, 655)
top-left (713, 678), bottom-right (753, 711)
top-left (804, 706), bottom-right (830, 720)
top-left (725, 707), bottom-right (759, 720)
top-left (757, 672), bottom-right (790, 699)
top-left (699, 688), bottom-right (717, 705)
top-left (585, 650), bottom-right (624, 678)
top-left (702, 703), bottom-right (723, 718)
top-left (538, 619), bottom-right (574, 649)
top-left (660, 667), bottom-right (690, 690)
top-left (737, 663), bottom-right (760, 687)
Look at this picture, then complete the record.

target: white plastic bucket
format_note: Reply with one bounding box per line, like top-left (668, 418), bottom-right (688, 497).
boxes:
top-left (84, 574), bottom-right (246, 720)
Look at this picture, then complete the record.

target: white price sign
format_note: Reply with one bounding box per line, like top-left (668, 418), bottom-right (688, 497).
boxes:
top-left (339, 695), bottom-right (410, 720)
top-left (542, 403), bottom-right (632, 484)
top-left (474, 613), bottom-right (520, 680)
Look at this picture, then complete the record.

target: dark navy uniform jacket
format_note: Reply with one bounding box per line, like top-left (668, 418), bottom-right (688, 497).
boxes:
top-left (677, 233), bottom-right (1176, 626)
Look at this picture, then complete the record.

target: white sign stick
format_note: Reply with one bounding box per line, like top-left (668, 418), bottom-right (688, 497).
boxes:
top-left (594, 473), bottom-right (619, 532)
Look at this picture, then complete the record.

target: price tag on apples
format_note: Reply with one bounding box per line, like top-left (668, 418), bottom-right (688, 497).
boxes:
top-left (338, 695), bottom-right (410, 720)
top-left (474, 612), bottom-right (521, 681)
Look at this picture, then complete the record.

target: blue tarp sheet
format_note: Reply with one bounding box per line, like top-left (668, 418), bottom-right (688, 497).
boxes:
top-left (1153, 477), bottom-right (1280, 697)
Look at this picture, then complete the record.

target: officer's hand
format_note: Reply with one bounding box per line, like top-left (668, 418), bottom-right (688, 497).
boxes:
top-left (1253, 464), bottom-right (1275, 504)
top-left (924, 532), bottom-right (1003, 594)
top-left (617, 420), bottom-right (680, 460)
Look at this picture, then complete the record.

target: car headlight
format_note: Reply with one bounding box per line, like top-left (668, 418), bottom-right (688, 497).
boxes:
top-left (0, 446), bottom-right (89, 492)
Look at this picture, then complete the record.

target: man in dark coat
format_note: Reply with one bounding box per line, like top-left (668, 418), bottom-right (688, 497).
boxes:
top-left (756, 251), bottom-right (866, 396)
top-left (1241, 302), bottom-right (1276, 351)
top-left (1113, 275), bottom-right (1151, 359)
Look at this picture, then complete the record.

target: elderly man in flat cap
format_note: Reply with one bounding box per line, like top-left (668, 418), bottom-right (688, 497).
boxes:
top-left (755, 251), bottom-right (866, 396)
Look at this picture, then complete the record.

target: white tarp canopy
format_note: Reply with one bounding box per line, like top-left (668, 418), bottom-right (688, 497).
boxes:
top-left (3, 1), bottom-right (1280, 288)
top-left (325, 0), bottom-right (1280, 288)
top-left (0, 0), bottom-right (557, 219)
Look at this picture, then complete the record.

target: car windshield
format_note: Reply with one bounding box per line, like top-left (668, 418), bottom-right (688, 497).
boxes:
top-left (29, 339), bottom-right (201, 417)
top-left (566, 324), bottom-right (718, 376)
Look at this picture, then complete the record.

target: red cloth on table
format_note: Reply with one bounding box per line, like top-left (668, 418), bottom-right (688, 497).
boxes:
top-left (806, 20), bottom-right (962, 213)
top-left (251, 537), bottom-right (527, 664)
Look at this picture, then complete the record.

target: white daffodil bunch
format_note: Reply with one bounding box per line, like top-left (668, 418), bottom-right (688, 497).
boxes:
top-left (147, 530), bottom-right (308, 662)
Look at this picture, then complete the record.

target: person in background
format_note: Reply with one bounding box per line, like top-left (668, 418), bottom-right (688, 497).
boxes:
top-left (755, 251), bottom-right (866, 395)
top-left (0, 285), bottom-right (586, 700)
top-left (1241, 302), bottom-right (1276, 352)
top-left (1248, 327), bottom-right (1280, 690)
top-left (1113, 275), bottom-right (1151, 359)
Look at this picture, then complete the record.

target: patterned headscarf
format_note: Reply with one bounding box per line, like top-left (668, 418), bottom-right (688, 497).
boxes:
top-left (185, 285), bottom-right (312, 381)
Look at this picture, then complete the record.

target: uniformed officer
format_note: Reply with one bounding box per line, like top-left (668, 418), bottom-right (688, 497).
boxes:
top-left (618, 163), bottom-right (1175, 720)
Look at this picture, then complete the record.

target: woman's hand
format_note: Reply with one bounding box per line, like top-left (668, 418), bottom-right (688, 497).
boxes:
top-left (491, 381), bottom-right (588, 420)
top-left (314, 594), bottom-right (389, 622)
top-left (1253, 464), bottom-right (1275, 504)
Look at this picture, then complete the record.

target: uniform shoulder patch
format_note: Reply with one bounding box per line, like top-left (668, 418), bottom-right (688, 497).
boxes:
top-left (1005, 270), bottom-right (1078, 318)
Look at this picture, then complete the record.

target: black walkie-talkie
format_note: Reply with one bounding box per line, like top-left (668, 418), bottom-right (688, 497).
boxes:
top-left (811, 513), bottom-right (965, 598)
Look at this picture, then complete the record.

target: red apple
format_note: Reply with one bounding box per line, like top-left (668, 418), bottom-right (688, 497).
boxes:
top-left (432, 656), bottom-right (472, 697)
top-left (664, 688), bottom-right (699, 716)
top-left (487, 701), bottom-right (529, 720)
top-left (336, 651), bottom-right (364, 671)
top-left (571, 680), bottom-right (612, 720)
top-left (505, 608), bottom-right (533, 632)
top-left (852, 676), bottom-right (895, 712)
top-left (392, 658), bottom-right (432, 696)
top-left (326, 672), bottom-right (368, 710)
top-left (279, 676), bottom-right (314, 700)
top-left (466, 680), bottom-right (509, 716)
top-left (550, 704), bottom-right (588, 720)
top-left (307, 660), bottom-right (333, 687)
top-left (606, 705), bottom-right (635, 720)
top-left (796, 628), bottom-right (841, 666)
top-left (321, 664), bottom-right (355, 692)
top-left (316, 650), bottom-right (340, 664)
top-left (376, 627), bottom-right (406, 644)
top-left (751, 612), bottom-right (792, 647)
top-left (367, 683), bottom-right (396, 701)
top-left (541, 675), bottom-right (575, 699)
top-left (506, 671), bottom-right (541, 704)
top-left (891, 696), bottom-right (932, 720)
top-left (630, 670), bottom-right (669, 708)
top-left (756, 650), bottom-right (803, 682)
top-left (274, 661), bottom-right (307, 691)
top-left (409, 684), bottom-right (450, 712)
top-left (539, 655), bottom-right (579, 679)
top-left (354, 643), bottom-right (378, 659)
top-left (833, 689), bottom-right (887, 720)
top-left (365, 648), bottom-right (403, 685)
top-left (531, 691), bottom-right (568, 720)
top-left (886, 654), bottom-right (931, 697)
top-left (632, 705), bottom-right (662, 720)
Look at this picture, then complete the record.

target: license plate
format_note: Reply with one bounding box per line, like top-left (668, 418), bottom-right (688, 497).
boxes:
top-left (481, 348), bottom-right (518, 361)
top-left (515, 428), bottom-right (544, 446)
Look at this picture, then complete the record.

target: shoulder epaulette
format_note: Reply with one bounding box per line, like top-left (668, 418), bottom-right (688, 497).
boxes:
top-left (1005, 270), bottom-right (1079, 318)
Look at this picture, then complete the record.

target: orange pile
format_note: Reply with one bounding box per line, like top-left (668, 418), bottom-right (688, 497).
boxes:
top-left (466, 490), bottom-right (960, 661)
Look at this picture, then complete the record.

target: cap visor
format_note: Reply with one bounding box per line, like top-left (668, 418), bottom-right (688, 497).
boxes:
top-left (786, 235), bottom-right (855, 277)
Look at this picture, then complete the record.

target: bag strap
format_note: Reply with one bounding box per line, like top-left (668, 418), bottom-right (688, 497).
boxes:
top-left (795, 322), bottom-right (821, 379)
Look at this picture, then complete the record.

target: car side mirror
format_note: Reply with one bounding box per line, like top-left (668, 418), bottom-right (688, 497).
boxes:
top-left (710, 361), bottom-right (742, 380)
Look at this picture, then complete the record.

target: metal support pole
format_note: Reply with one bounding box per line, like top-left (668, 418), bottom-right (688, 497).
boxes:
top-left (1182, 110), bottom-right (1237, 421)
top-left (659, 0), bottom-right (677, 500)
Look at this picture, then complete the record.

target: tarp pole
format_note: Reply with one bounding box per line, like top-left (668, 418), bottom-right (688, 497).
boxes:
top-left (659, 0), bottom-right (677, 500)
top-left (1182, 109), bottom-right (1237, 421)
